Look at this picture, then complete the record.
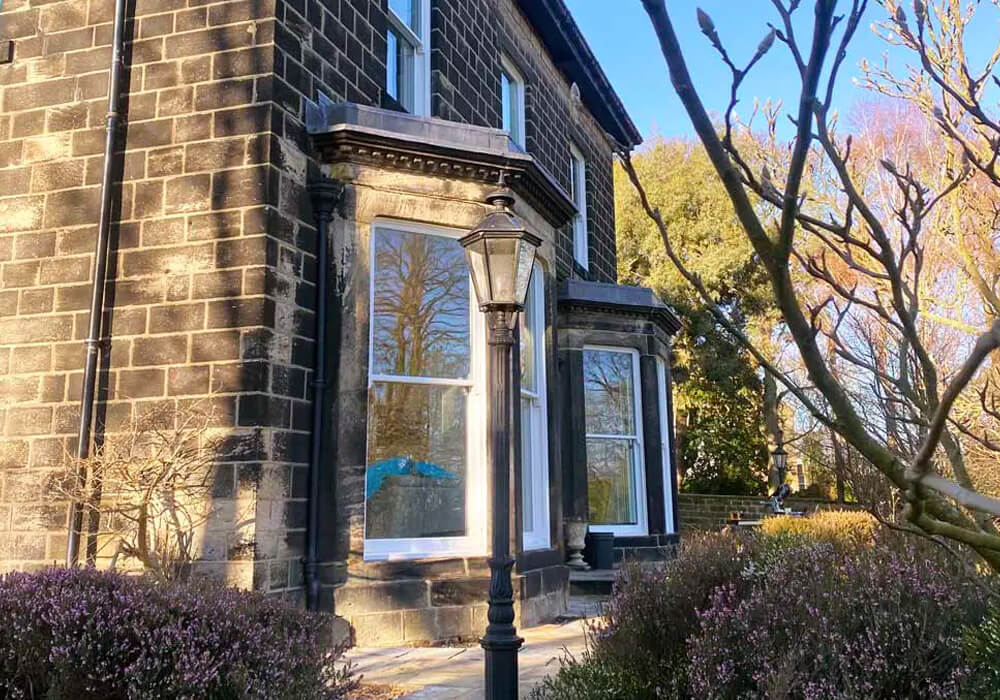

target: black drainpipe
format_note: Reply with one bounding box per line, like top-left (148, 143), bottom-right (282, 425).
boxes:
top-left (66, 0), bottom-right (129, 566)
top-left (303, 179), bottom-right (343, 610)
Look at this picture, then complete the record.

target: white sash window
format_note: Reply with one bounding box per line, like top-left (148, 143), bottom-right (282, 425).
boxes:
top-left (519, 265), bottom-right (550, 550)
top-left (584, 346), bottom-right (648, 536)
top-left (364, 222), bottom-right (486, 560)
top-left (386, 0), bottom-right (430, 116)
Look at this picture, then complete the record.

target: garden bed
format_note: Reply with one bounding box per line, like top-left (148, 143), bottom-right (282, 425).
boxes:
top-left (533, 511), bottom-right (999, 699)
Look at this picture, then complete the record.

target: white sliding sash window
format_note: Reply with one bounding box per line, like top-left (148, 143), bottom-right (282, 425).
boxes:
top-left (364, 221), bottom-right (485, 560)
top-left (519, 264), bottom-right (550, 550)
top-left (584, 346), bottom-right (648, 536)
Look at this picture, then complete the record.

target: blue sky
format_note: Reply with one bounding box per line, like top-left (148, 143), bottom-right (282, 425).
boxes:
top-left (565, 0), bottom-right (1000, 144)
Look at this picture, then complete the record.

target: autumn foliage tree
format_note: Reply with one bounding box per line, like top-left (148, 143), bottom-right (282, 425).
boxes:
top-left (630, 0), bottom-right (1000, 569)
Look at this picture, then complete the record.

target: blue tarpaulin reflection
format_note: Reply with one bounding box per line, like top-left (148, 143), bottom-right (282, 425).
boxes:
top-left (366, 457), bottom-right (458, 500)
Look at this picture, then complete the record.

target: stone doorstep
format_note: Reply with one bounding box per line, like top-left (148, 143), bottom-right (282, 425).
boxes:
top-left (568, 567), bottom-right (617, 597)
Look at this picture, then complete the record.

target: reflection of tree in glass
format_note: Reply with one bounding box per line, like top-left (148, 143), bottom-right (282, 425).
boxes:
top-left (366, 230), bottom-right (471, 539)
top-left (367, 384), bottom-right (465, 473)
top-left (583, 351), bottom-right (634, 435)
top-left (366, 385), bottom-right (467, 539)
top-left (372, 230), bottom-right (470, 379)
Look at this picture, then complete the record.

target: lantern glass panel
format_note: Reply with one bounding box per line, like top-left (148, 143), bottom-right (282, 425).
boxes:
top-left (464, 237), bottom-right (489, 307)
top-left (773, 449), bottom-right (788, 475)
top-left (514, 238), bottom-right (535, 304)
top-left (484, 237), bottom-right (518, 305)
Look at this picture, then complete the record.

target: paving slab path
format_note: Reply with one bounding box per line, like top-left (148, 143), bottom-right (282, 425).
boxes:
top-left (346, 614), bottom-right (595, 699)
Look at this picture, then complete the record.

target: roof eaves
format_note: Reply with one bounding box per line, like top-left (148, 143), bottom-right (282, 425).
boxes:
top-left (515, 0), bottom-right (643, 149)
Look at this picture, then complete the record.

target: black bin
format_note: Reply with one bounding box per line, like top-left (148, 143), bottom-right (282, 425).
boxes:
top-left (584, 531), bottom-right (615, 570)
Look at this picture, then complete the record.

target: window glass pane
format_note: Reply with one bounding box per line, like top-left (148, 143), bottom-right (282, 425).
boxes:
top-left (366, 382), bottom-right (467, 539)
top-left (569, 155), bottom-right (578, 200)
top-left (387, 30), bottom-right (399, 103)
top-left (387, 28), bottom-right (415, 111)
top-left (583, 350), bottom-right (635, 435)
top-left (519, 271), bottom-right (536, 392)
top-left (389, 0), bottom-right (420, 34)
top-left (501, 71), bottom-right (512, 134)
top-left (520, 396), bottom-right (534, 532)
top-left (576, 160), bottom-right (585, 209)
top-left (587, 438), bottom-right (638, 525)
top-left (372, 229), bottom-right (470, 379)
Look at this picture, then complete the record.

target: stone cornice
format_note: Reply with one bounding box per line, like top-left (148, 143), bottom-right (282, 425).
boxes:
top-left (557, 279), bottom-right (683, 335)
top-left (307, 104), bottom-right (577, 228)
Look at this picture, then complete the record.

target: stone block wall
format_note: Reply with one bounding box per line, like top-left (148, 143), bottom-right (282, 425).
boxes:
top-left (676, 493), bottom-right (860, 531)
top-left (0, 0), bottom-right (622, 622)
top-left (431, 0), bottom-right (619, 284)
top-left (0, 0), bottom-right (335, 593)
top-left (335, 558), bottom-right (568, 646)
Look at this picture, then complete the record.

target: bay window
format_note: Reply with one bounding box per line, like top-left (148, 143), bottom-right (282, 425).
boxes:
top-left (584, 347), bottom-right (647, 536)
top-left (365, 222), bottom-right (485, 559)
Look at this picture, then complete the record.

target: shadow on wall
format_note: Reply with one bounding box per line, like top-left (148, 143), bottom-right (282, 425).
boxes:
top-left (72, 0), bottom-right (286, 594)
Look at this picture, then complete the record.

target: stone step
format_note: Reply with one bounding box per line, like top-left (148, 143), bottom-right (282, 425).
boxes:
top-left (568, 567), bottom-right (617, 596)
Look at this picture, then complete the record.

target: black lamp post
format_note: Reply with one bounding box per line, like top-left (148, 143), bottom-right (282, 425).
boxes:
top-left (460, 187), bottom-right (541, 700)
top-left (772, 443), bottom-right (788, 488)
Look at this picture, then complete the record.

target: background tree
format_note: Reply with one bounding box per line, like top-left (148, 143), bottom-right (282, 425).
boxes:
top-left (616, 139), bottom-right (773, 495)
top-left (630, 0), bottom-right (1000, 569)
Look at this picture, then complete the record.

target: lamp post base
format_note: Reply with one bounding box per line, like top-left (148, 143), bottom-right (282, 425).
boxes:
top-left (482, 633), bottom-right (523, 700)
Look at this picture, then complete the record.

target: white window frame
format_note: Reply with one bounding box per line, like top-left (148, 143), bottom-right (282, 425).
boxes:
top-left (520, 263), bottom-right (550, 551)
top-left (584, 345), bottom-right (648, 537)
top-left (386, 0), bottom-right (431, 117)
top-left (500, 55), bottom-right (526, 149)
top-left (657, 358), bottom-right (676, 534)
top-left (570, 144), bottom-right (589, 269)
top-left (364, 219), bottom-right (487, 561)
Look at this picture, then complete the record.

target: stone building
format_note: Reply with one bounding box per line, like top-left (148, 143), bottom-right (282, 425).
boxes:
top-left (0, 0), bottom-right (681, 643)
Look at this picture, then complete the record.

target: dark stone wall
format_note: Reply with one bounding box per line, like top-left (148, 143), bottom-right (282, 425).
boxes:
top-left (429, 0), bottom-right (619, 284)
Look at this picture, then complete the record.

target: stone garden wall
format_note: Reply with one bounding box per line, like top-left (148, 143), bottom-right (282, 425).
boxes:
top-left (677, 493), bottom-right (861, 531)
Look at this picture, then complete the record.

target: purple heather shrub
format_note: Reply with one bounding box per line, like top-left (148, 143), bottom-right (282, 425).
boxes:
top-left (533, 532), bottom-right (765, 699)
top-left (534, 527), bottom-right (990, 700)
top-left (687, 541), bottom-right (986, 699)
top-left (0, 567), bottom-right (357, 700)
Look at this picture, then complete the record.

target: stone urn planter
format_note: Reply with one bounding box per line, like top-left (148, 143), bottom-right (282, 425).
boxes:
top-left (565, 518), bottom-right (590, 570)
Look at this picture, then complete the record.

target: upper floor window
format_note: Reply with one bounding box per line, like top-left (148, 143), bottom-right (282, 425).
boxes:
top-left (386, 0), bottom-right (430, 116)
top-left (570, 144), bottom-right (588, 269)
top-left (500, 56), bottom-right (525, 148)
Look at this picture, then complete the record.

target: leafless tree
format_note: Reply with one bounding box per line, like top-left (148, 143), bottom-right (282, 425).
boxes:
top-left (628, 0), bottom-right (1000, 569)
